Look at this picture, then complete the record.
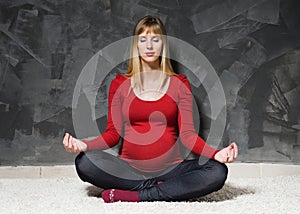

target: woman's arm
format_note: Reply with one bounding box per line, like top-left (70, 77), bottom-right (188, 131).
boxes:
top-left (81, 75), bottom-right (124, 151)
top-left (176, 75), bottom-right (220, 159)
top-left (63, 75), bottom-right (124, 153)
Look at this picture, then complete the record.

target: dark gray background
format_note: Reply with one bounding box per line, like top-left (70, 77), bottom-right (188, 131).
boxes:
top-left (0, 0), bottom-right (299, 166)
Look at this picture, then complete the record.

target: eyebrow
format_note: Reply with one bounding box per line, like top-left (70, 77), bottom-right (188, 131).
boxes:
top-left (138, 35), bottom-right (160, 39)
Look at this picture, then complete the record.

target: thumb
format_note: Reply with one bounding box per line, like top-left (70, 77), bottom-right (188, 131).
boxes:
top-left (230, 142), bottom-right (235, 148)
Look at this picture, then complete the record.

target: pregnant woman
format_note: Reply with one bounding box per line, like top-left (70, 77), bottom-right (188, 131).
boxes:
top-left (63, 15), bottom-right (238, 203)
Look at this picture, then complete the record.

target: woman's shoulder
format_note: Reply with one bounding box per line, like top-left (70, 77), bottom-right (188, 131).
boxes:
top-left (111, 73), bottom-right (128, 84)
top-left (109, 73), bottom-right (129, 91)
top-left (172, 74), bottom-right (191, 92)
top-left (173, 74), bottom-right (189, 84)
top-left (115, 73), bottom-right (128, 80)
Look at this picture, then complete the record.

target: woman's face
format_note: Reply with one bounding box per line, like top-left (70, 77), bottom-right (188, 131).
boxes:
top-left (137, 30), bottom-right (163, 65)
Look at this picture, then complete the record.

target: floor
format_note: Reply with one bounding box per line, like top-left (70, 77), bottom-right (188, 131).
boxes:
top-left (0, 175), bottom-right (299, 213)
top-left (0, 163), bottom-right (300, 214)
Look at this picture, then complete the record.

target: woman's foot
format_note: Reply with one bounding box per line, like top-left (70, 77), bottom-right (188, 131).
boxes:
top-left (101, 189), bottom-right (141, 203)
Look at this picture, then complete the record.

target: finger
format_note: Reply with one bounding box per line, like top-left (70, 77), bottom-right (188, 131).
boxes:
top-left (223, 150), bottom-right (229, 163)
top-left (77, 140), bottom-right (83, 152)
top-left (68, 136), bottom-right (73, 149)
top-left (71, 137), bottom-right (77, 152)
top-left (228, 148), bottom-right (234, 162)
top-left (63, 133), bottom-right (69, 147)
top-left (73, 138), bottom-right (78, 152)
top-left (229, 142), bottom-right (235, 149)
top-left (233, 142), bottom-right (238, 159)
top-left (73, 139), bottom-right (79, 152)
top-left (225, 149), bottom-right (230, 162)
top-left (74, 138), bottom-right (81, 152)
top-left (231, 147), bottom-right (236, 161)
top-left (225, 155), bottom-right (229, 163)
top-left (65, 134), bottom-right (72, 151)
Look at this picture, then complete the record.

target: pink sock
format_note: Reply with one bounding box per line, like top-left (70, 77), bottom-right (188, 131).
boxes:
top-left (101, 189), bottom-right (141, 203)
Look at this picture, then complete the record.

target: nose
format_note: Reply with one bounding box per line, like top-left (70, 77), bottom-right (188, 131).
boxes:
top-left (146, 39), bottom-right (153, 50)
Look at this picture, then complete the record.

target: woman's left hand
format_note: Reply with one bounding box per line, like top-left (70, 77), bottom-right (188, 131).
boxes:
top-left (214, 142), bottom-right (238, 163)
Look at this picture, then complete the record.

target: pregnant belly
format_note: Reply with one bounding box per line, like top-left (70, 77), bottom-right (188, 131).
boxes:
top-left (120, 135), bottom-right (182, 172)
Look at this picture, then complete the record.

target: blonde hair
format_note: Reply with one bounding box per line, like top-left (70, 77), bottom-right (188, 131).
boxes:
top-left (125, 15), bottom-right (177, 91)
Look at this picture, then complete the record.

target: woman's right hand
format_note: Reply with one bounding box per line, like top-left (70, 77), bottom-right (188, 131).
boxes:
top-left (63, 133), bottom-right (87, 153)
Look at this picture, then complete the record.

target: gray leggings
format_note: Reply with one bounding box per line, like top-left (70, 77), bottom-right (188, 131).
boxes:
top-left (75, 150), bottom-right (228, 201)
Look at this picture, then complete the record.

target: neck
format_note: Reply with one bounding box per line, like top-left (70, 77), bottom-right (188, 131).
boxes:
top-left (140, 59), bottom-right (161, 72)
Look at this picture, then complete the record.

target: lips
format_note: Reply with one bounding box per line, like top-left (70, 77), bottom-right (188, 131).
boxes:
top-left (146, 52), bottom-right (155, 57)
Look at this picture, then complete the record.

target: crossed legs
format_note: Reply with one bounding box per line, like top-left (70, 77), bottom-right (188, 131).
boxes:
top-left (75, 150), bottom-right (228, 202)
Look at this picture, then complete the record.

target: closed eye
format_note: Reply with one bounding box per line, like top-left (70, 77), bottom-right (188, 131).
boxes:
top-left (152, 36), bottom-right (160, 42)
top-left (138, 36), bottom-right (161, 43)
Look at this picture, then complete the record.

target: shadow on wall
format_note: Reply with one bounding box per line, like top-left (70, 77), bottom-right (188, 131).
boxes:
top-left (85, 184), bottom-right (255, 202)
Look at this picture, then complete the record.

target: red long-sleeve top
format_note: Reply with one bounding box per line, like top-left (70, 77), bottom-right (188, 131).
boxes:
top-left (82, 73), bottom-right (220, 172)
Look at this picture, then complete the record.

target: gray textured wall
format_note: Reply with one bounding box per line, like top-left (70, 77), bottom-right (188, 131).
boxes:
top-left (0, 0), bottom-right (299, 166)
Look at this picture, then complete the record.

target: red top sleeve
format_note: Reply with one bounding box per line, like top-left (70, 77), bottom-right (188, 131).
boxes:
top-left (82, 74), bottom-right (124, 150)
top-left (176, 75), bottom-right (220, 159)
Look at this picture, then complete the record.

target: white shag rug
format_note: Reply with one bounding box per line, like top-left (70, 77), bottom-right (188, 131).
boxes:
top-left (0, 176), bottom-right (299, 214)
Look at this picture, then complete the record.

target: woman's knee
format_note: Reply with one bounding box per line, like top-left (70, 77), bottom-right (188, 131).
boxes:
top-left (75, 152), bottom-right (93, 182)
top-left (75, 151), bottom-right (106, 174)
top-left (210, 160), bottom-right (228, 190)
